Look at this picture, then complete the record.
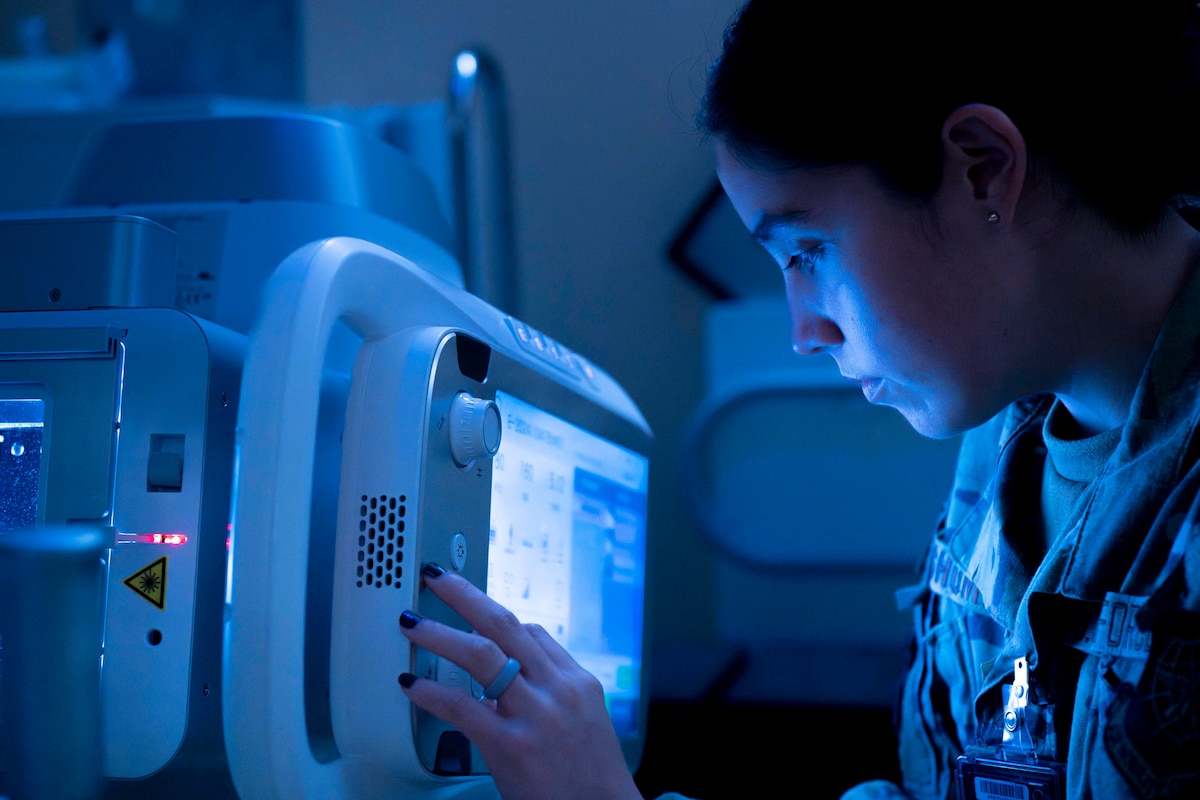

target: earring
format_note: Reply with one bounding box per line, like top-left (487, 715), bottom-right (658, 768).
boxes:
top-left (986, 211), bottom-right (1001, 224)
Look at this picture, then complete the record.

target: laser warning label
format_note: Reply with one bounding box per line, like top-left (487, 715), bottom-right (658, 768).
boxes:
top-left (124, 556), bottom-right (167, 610)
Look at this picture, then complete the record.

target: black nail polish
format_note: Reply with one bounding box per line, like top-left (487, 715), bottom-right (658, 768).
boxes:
top-left (398, 672), bottom-right (417, 688)
top-left (399, 610), bottom-right (422, 629)
top-left (422, 562), bottom-right (447, 579)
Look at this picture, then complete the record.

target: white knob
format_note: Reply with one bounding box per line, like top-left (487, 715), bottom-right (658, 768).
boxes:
top-left (448, 392), bottom-right (502, 467)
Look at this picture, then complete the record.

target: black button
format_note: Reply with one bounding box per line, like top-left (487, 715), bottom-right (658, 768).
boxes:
top-left (433, 730), bottom-right (472, 776)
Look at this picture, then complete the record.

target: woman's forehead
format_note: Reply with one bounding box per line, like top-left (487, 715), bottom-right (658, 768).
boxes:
top-left (716, 142), bottom-right (875, 233)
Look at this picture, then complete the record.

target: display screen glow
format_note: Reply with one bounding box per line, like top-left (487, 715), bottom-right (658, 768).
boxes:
top-left (0, 399), bottom-right (45, 531)
top-left (487, 391), bottom-right (649, 738)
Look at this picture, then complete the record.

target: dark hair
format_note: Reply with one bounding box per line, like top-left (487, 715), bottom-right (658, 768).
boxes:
top-left (698, 0), bottom-right (1200, 231)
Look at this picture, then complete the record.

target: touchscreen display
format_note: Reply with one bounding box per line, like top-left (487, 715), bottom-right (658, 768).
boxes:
top-left (0, 398), bottom-right (45, 532)
top-left (487, 390), bottom-right (649, 739)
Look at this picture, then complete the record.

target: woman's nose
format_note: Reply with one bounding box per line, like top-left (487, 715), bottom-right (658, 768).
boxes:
top-left (790, 309), bottom-right (843, 356)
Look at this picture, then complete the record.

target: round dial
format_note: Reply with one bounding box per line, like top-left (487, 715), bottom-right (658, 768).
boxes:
top-left (448, 392), bottom-right (502, 467)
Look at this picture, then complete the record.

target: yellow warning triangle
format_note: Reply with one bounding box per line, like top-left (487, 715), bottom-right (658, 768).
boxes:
top-left (124, 556), bottom-right (167, 610)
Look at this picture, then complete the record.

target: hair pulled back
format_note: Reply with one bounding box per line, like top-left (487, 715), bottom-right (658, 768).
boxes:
top-left (698, 0), bottom-right (1200, 231)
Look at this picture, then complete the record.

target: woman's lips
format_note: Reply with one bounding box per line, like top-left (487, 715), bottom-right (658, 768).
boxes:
top-left (846, 376), bottom-right (883, 402)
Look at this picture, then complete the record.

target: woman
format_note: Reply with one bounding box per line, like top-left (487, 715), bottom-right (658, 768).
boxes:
top-left (398, 1), bottom-right (1200, 798)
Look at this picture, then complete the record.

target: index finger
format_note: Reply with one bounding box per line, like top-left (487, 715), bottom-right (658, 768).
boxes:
top-left (420, 562), bottom-right (553, 679)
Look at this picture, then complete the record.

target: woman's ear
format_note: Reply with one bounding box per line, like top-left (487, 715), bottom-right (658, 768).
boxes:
top-left (941, 104), bottom-right (1027, 222)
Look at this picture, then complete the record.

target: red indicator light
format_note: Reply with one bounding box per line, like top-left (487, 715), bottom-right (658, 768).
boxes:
top-left (115, 532), bottom-right (188, 545)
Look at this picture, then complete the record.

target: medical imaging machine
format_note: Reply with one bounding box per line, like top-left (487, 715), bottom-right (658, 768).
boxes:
top-left (0, 106), bottom-right (651, 799)
top-left (227, 235), bottom-right (650, 797)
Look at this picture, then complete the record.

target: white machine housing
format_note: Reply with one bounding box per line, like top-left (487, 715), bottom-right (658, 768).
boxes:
top-left (0, 113), bottom-right (462, 335)
top-left (0, 308), bottom-right (243, 794)
top-left (0, 109), bottom-right (651, 799)
top-left (226, 236), bottom-right (652, 799)
top-left (0, 110), bottom-right (456, 796)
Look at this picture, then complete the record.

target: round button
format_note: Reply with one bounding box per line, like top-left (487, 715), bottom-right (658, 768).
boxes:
top-left (450, 531), bottom-right (467, 570)
top-left (448, 392), bottom-right (501, 467)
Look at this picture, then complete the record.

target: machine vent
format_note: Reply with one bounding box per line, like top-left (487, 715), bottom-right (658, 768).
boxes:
top-left (357, 493), bottom-right (407, 588)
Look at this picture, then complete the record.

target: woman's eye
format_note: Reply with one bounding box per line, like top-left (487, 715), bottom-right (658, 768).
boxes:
top-left (785, 244), bottom-right (824, 274)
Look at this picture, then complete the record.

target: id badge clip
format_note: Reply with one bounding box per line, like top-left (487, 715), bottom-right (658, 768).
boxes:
top-left (956, 657), bottom-right (1067, 800)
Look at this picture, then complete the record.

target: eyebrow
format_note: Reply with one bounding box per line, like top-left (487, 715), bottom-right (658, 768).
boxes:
top-left (750, 211), bottom-right (811, 245)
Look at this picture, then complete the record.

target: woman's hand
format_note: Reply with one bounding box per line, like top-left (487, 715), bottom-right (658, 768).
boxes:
top-left (399, 562), bottom-right (645, 800)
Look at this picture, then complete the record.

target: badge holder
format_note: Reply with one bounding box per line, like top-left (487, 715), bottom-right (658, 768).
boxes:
top-left (956, 657), bottom-right (1067, 800)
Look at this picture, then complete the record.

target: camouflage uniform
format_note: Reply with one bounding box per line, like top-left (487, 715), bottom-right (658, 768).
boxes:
top-left (893, 263), bottom-right (1200, 799)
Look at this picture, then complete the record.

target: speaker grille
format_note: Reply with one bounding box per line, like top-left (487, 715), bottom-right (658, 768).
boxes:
top-left (356, 493), bottom-right (407, 588)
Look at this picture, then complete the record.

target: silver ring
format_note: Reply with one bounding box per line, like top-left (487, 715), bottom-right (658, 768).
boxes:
top-left (477, 657), bottom-right (521, 702)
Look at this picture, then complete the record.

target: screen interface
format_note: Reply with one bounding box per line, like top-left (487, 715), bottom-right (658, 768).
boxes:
top-left (0, 398), bottom-right (45, 531)
top-left (487, 390), bottom-right (649, 739)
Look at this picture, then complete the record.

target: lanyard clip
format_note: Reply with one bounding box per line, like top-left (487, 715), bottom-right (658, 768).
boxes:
top-left (1000, 656), bottom-right (1036, 758)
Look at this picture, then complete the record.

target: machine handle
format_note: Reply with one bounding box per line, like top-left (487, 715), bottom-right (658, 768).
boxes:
top-left (223, 236), bottom-right (496, 799)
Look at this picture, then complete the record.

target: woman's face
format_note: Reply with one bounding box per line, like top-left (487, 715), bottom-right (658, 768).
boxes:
top-left (715, 141), bottom-right (1037, 439)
